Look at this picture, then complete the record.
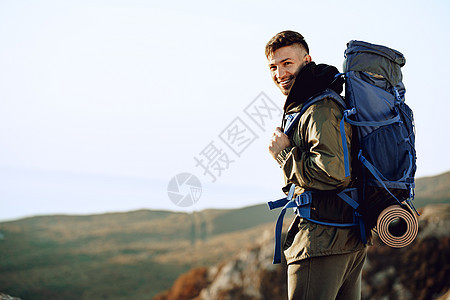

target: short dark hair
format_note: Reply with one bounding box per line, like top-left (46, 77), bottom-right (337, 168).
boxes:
top-left (265, 30), bottom-right (309, 58)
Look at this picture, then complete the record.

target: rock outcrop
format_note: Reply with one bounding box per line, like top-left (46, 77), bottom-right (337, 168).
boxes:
top-left (153, 230), bottom-right (287, 300)
top-left (0, 293), bottom-right (21, 300)
top-left (154, 204), bottom-right (450, 300)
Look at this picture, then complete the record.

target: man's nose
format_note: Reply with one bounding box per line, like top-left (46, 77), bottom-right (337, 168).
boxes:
top-left (276, 67), bottom-right (287, 80)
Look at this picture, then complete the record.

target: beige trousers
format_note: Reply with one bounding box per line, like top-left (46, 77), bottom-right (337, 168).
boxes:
top-left (287, 248), bottom-right (367, 300)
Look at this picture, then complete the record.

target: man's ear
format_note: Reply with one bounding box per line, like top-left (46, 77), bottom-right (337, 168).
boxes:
top-left (304, 54), bottom-right (312, 63)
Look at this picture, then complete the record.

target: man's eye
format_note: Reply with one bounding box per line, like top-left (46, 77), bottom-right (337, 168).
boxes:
top-left (270, 66), bottom-right (277, 71)
top-left (284, 62), bottom-right (292, 66)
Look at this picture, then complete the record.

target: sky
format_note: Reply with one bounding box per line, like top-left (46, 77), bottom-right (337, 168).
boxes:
top-left (0, 0), bottom-right (449, 221)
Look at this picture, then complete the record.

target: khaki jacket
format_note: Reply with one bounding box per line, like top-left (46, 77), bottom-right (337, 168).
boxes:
top-left (276, 96), bottom-right (367, 264)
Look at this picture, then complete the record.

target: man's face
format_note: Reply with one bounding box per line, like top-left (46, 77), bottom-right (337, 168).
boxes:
top-left (268, 45), bottom-right (311, 95)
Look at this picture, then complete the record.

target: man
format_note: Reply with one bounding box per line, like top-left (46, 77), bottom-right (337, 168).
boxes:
top-left (266, 30), bottom-right (367, 299)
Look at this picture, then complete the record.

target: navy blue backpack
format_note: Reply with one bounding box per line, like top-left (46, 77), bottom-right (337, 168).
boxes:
top-left (268, 40), bottom-right (418, 264)
top-left (343, 40), bottom-right (418, 228)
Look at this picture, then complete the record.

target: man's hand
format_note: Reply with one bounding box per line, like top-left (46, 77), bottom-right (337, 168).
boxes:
top-left (269, 127), bottom-right (291, 160)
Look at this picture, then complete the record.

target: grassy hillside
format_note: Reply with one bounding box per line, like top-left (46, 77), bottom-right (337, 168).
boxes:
top-left (0, 171), bottom-right (447, 299)
top-left (0, 204), bottom-right (280, 300)
top-left (0, 210), bottom-right (190, 300)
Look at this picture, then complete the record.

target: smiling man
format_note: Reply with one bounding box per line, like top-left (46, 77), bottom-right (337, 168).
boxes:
top-left (266, 31), bottom-right (368, 300)
top-left (268, 42), bottom-right (311, 96)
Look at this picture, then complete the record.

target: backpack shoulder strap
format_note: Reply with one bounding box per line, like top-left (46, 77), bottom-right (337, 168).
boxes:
top-left (284, 88), bottom-right (346, 135)
top-left (284, 88), bottom-right (350, 178)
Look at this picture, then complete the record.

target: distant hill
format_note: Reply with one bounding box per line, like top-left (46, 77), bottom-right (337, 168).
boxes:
top-left (0, 171), bottom-right (448, 299)
top-left (413, 171), bottom-right (450, 208)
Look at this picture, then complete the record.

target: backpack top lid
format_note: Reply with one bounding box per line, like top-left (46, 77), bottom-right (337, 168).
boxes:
top-left (343, 40), bottom-right (406, 87)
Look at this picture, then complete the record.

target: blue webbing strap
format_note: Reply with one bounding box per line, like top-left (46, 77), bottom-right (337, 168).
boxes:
top-left (398, 152), bottom-right (414, 182)
top-left (392, 86), bottom-right (402, 101)
top-left (268, 197), bottom-right (289, 210)
top-left (344, 109), bottom-right (400, 127)
top-left (267, 184), bottom-right (297, 264)
top-left (284, 112), bottom-right (300, 136)
top-left (286, 89), bottom-right (347, 137)
top-left (268, 186), bottom-right (364, 264)
top-left (358, 150), bottom-right (402, 206)
top-left (337, 188), bottom-right (367, 244)
top-left (337, 188), bottom-right (359, 210)
top-left (303, 218), bottom-right (358, 228)
top-left (406, 197), bottom-right (420, 216)
top-left (357, 214), bottom-right (367, 244)
top-left (302, 189), bottom-right (357, 229)
top-left (271, 199), bottom-right (298, 264)
top-left (295, 192), bottom-right (313, 219)
top-left (287, 100), bottom-right (351, 178)
top-left (339, 115), bottom-right (351, 178)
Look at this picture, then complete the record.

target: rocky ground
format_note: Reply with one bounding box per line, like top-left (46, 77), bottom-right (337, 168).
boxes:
top-left (154, 203), bottom-right (450, 300)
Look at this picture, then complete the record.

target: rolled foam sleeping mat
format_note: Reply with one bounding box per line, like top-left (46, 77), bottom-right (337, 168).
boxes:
top-left (376, 204), bottom-right (418, 248)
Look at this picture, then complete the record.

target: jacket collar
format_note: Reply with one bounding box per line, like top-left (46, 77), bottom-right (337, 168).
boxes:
top-left (284, 62), bottom-right (344, 114)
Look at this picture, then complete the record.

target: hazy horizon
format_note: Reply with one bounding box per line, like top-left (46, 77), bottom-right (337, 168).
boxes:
top-left (0, 166), bottom-right (447, 222)
top-left (1, 0), bottom-right (449, 222)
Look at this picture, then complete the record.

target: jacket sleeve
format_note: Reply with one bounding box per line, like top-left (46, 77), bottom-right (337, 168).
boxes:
top-left (276, 99), bottom-right (351, 193)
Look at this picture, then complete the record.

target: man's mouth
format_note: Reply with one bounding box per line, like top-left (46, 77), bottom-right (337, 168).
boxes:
top-left (279, 78), bottom-right (293, 88)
